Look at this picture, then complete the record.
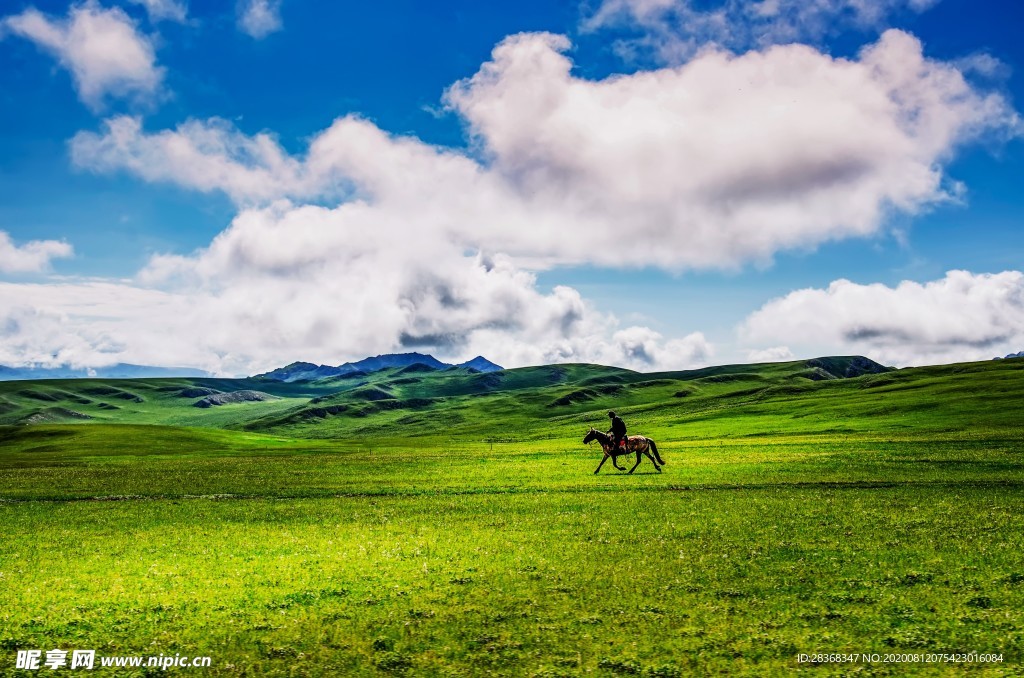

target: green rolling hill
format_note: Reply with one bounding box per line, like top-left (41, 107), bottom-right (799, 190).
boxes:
top-left (1, 355), bottom-right (1021, 443)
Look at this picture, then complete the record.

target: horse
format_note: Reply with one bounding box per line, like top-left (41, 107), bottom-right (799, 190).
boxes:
top-left (583, 427), bottom-right (666, 475)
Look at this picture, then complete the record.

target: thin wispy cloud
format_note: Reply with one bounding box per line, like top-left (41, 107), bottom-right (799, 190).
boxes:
top-left (582, 0), bottom-right (941, 63)
top-left (128, 0), bottom-right (187, 23)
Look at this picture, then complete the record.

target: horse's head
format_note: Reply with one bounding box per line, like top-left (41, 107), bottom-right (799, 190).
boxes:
top-left (583, 427), bottom-right (598, 444)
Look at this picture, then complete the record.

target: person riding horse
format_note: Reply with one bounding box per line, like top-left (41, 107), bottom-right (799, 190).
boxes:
top-left (583, 425), bottom-right (665, 474)
top-left (607, 411), bottom-right (627, 451)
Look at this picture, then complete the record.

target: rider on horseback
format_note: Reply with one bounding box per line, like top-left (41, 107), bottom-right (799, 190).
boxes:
top-left (607, 411), bottom-right (627, 451)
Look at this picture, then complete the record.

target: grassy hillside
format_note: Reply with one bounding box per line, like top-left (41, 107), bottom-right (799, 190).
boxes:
top-left (1, 355), bottom-right (1020, 443)
top-left (1, 356), bottom-right (1022, 675)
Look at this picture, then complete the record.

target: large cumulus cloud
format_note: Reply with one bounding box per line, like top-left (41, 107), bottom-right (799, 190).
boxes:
top-left (0, 202), bottom-right (712, 374)
top-left (741, 270), bottom-right (1024, 365)
top-left (12, 29), bottom-right (1020, 373)
top-left (76, 30), bottom-right (1018, 270)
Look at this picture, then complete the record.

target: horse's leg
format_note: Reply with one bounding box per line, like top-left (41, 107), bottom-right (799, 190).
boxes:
top-left (594, 453), bottom-right (610, 475)
top-left (627, 449), bottom-right (643, 474)
top-left (603, 444), bottom-right (623, 470)
top-left (612, 451), bottom-right (626, 471)
top-left (642, 447), bottom-right (661, 472)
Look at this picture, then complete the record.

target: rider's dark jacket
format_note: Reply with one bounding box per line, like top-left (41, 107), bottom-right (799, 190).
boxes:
top-left (609, 415), bottom-right (627, 444)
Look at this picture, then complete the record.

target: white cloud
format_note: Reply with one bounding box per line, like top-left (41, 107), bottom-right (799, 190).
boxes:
top-left (128, 0), bottom-right (187, 23)
top-left (237, 0), bottom-right (281, 39)
top-left (45, 30), bottom-right (1022, 373)
top-left (740, 270), bottom-right (1024, 366)
top-left (0, 231), bottom-right (73, 274)
top-left (143, 201), bottom-right (713, 374)
top-left (609, 327), bottom-right (713, 369)
top-left (71, 116), bottom-right (312, 204)
top-left (955, 52), bottom-right (1011, 81)
top-left (1, 2), bottom-right (164, 110)
top-left (0, 285), bottom-right (137, 369)
top-left (583, 0), bottom-right (940, 63)
top-left (746, 346), bottom-right (794, 362)
top-left (0, 235), bottom-right (711, 375)
top-left (73, 31), bottom-right (1020, 270)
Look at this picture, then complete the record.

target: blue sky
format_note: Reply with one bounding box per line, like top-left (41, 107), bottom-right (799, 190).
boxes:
top-left (0, 0), bottom-right (1022, 374)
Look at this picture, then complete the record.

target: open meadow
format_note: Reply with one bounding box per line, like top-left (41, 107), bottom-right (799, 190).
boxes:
top-left (2, 356), bottom-right (1024, 675)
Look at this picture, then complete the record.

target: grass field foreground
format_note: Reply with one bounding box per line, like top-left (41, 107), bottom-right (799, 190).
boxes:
top-left (1, 357), bottom-right (1023, 675)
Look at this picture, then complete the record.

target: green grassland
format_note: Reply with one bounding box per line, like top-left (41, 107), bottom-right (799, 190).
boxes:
top-left (1, 356), bottom-right (1023, 675)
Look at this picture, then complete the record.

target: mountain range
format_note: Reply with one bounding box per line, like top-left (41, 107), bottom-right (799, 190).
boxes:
top-left (0, 354), bottom-right (896, 430)
top-left (0, 353), bottom-right (502, 382)
top-left (254, 352), bottom-right (503, 382)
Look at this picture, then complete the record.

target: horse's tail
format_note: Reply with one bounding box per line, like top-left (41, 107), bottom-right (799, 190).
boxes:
top-left (648, 438), bottom-right (665, 465)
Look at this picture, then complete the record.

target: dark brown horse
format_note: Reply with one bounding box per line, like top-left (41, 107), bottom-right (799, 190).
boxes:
top-left (583, 428), bottom-right (665, 474)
